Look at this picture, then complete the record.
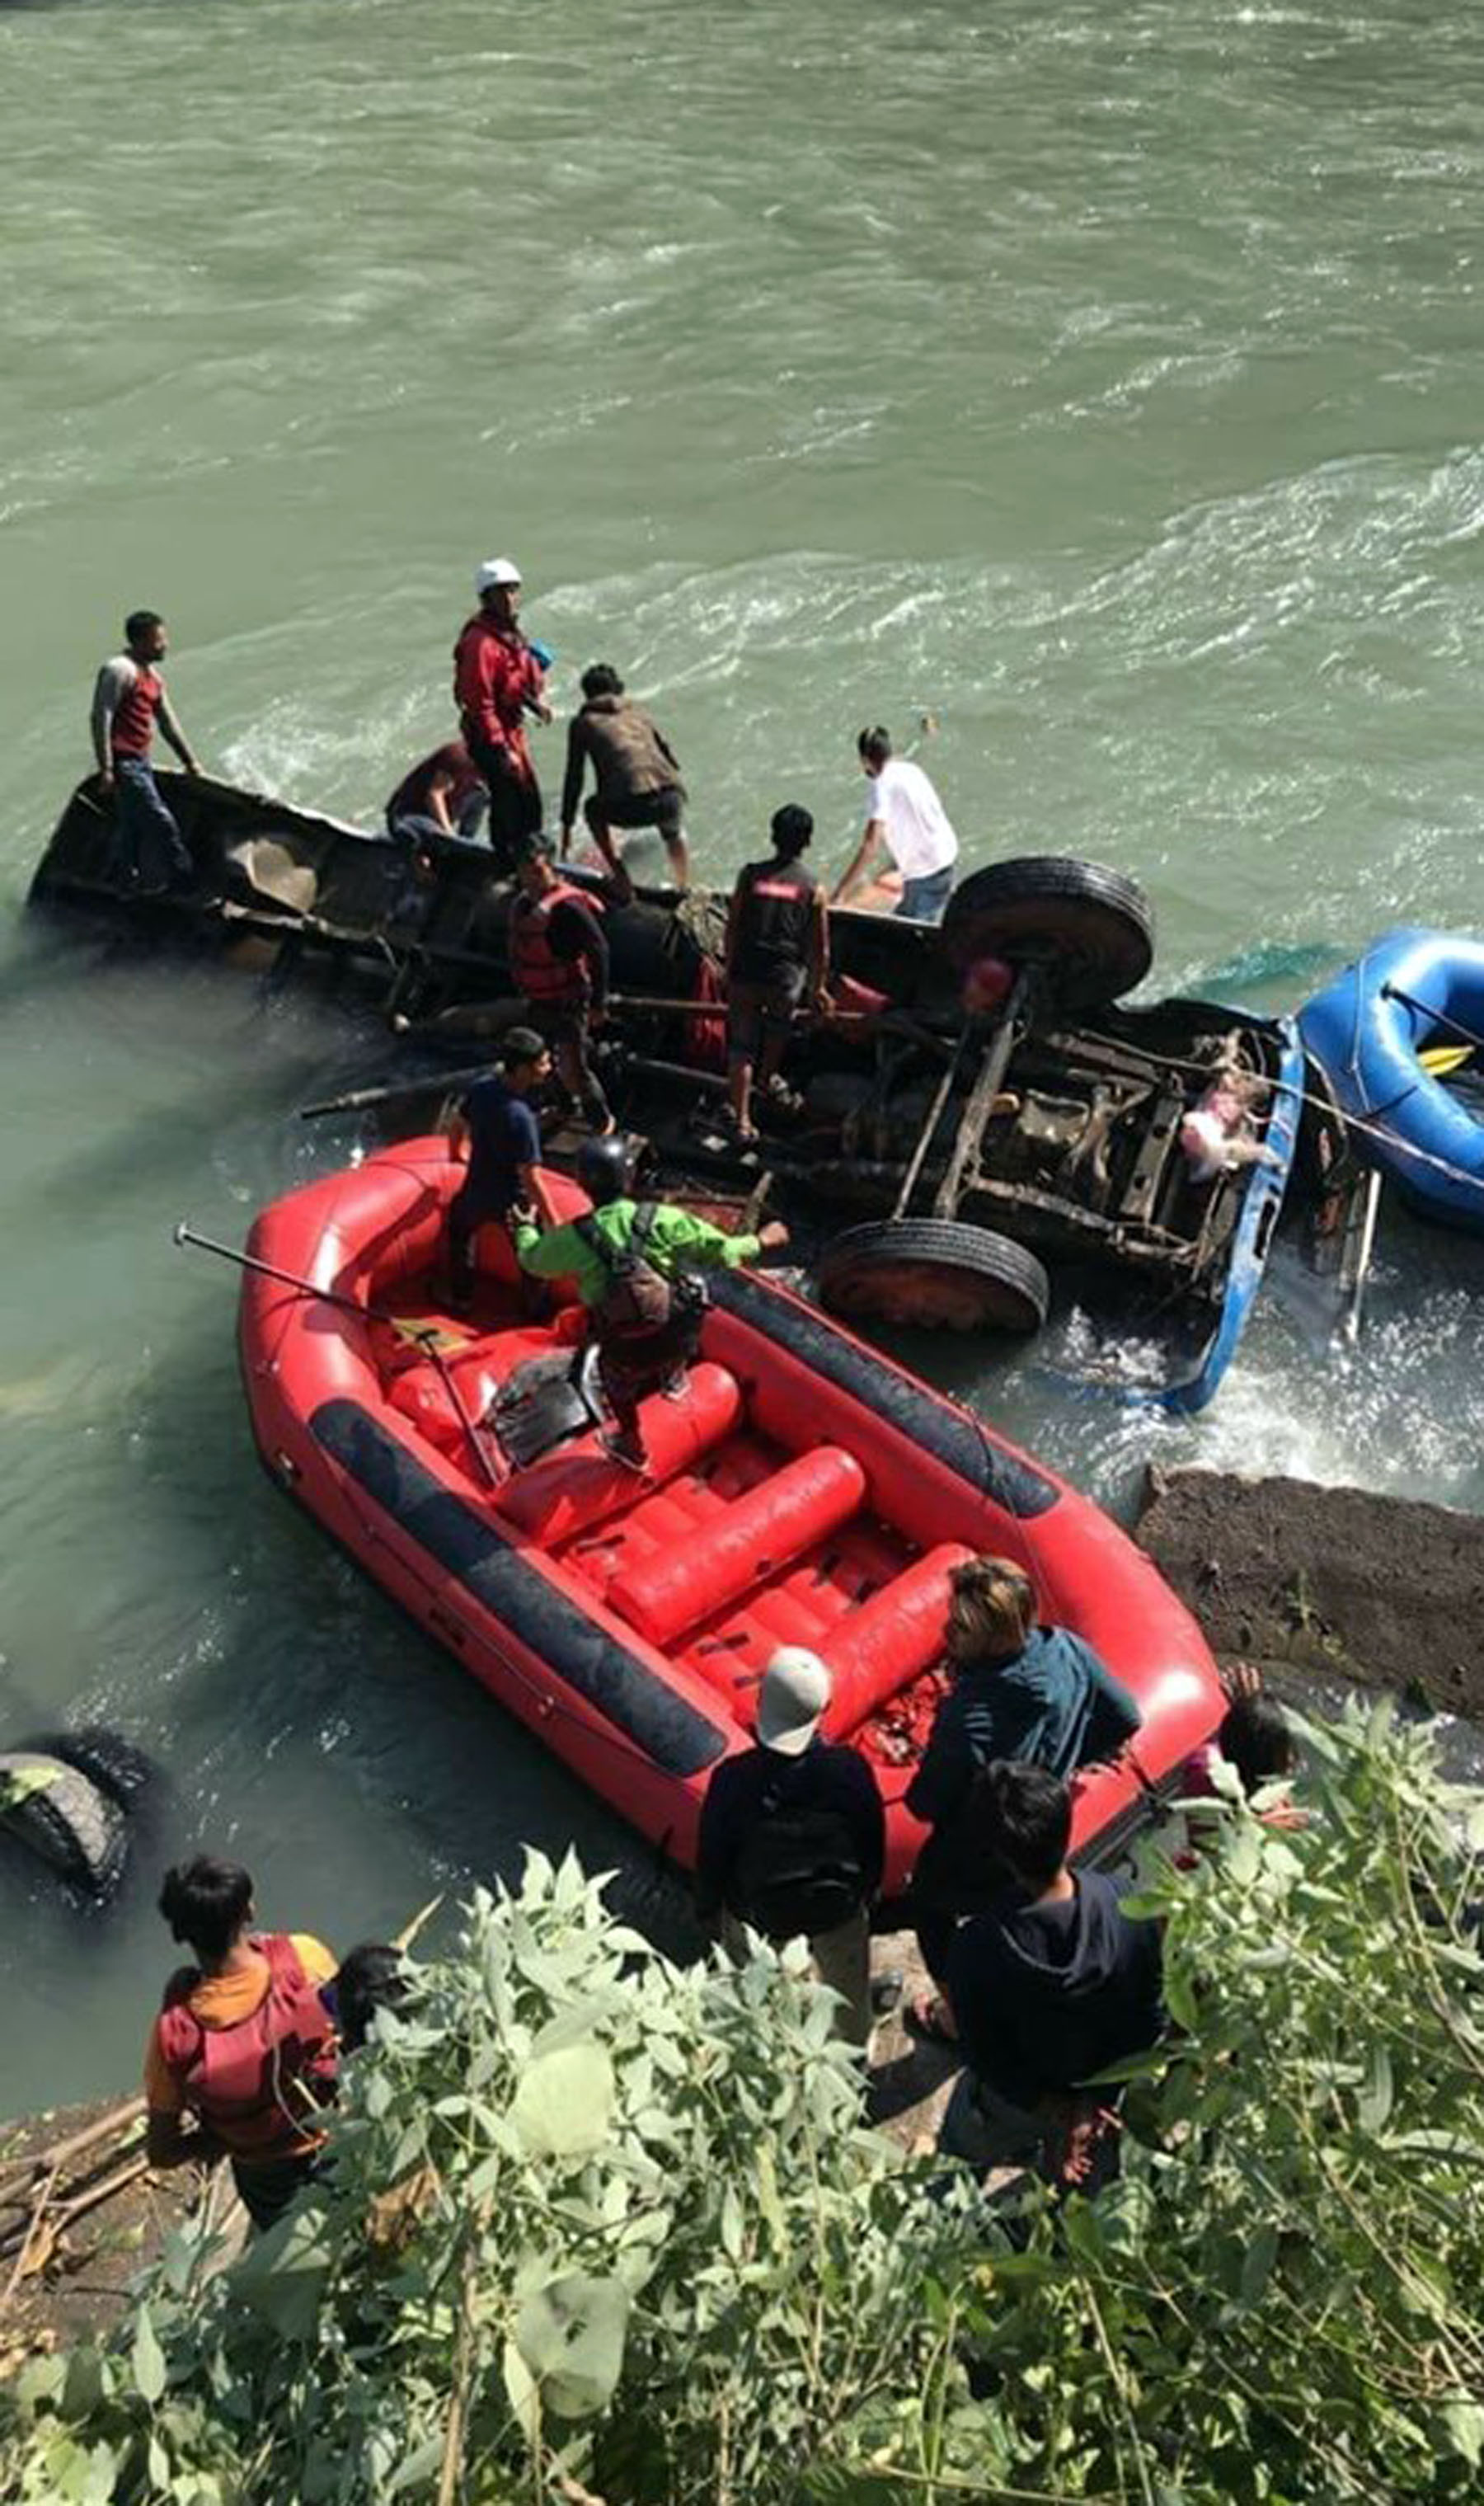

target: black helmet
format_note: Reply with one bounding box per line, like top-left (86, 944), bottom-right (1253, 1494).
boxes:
top-left (575, 1134), bottom-right (629, 1206)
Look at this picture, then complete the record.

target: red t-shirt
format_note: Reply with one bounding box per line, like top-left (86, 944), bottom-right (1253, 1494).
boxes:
top-left (387, 740), bottom-right (484, 826)
top-left (453, 614), bottom-right (542, 759)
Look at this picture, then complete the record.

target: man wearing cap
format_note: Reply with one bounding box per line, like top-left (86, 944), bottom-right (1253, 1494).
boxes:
top-left (453, 558), bottom-right (551, 871)
top-left (695, 1648), bottom-right (885, 2044)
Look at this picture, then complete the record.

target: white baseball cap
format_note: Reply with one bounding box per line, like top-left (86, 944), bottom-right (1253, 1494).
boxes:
top-left (756, 1646), bottom-right (833, 1756)
top-left (474, 556), bottom-right (523, 596)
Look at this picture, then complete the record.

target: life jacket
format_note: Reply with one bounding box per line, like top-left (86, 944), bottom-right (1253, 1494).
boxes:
top-left (156, 1933), bottom-right (338, 2161)
top-left (729, 1776), bottom-right (867, 1940)
top-left (110, 661), bottom-right (163, 759)
top-left (575, 1201), bottom-right (678, 1340)
top-left (730, 858), bottom-right (818, 986)
top-left (511, 882), bottom-right (602, 1006)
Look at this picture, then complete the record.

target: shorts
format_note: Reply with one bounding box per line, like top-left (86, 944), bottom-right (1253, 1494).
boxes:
top-left (587, 785), bottom-right (685, 842)
top-left (727, 970), bottom-right (805, 1065)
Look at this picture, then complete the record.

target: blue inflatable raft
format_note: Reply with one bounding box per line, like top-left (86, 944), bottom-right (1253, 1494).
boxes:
top-left (1298, 929), bottom-right (1484, 1231)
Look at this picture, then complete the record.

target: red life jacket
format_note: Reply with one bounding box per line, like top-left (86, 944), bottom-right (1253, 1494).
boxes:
top-left (511, 881), bottom-right (602, 1006)
top-left (111, 662), bottom-right (163, 759)
top-left (156, 1933), bottom-right (337, 2161)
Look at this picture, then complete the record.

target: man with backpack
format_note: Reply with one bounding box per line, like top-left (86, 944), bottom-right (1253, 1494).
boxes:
top-left (514, 1134), bottom-right (788, 1468)
top-left (696, 1648), bottom-right (885, 2044)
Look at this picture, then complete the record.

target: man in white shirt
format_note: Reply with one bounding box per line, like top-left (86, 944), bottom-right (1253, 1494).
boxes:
top-left (833, 726), bottom-right (959, 922)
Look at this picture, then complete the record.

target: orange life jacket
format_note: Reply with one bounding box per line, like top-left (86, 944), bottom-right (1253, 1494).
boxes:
top-left (156, 1932), bottom-right (337, 2160)
top-left (511, 881), bottom-right (603, 1007)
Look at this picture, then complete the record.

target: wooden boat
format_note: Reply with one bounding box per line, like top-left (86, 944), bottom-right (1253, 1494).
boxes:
top-left (27, 771), bottom-right (720, 1025)
top-left (35, 768), bottom-right (1298, 1405)
top-left (237, 1141), bottom-right (1223, 1891)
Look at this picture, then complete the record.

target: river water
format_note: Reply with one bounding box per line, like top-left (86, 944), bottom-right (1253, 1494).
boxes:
top-left (2, 0), bottom-right (1482, 2116)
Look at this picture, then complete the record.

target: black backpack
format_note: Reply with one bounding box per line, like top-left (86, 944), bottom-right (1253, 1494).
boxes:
top-left (575, 1202), bottom-right (674, 1338)
top-left (730, 1785), bottom-right (867, 1941)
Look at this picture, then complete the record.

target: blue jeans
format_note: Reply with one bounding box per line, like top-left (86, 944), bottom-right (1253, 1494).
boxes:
top-left (115, 758), bottom-right (193, 891)
top-left (895, 866), bottom-right (955, 924)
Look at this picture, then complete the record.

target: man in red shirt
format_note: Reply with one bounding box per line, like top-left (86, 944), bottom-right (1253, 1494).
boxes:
top-left (384, 738), bottom-right (486, 844)
top-left (90, 609), bottom-right (203, 893)
top-left (453, 557), bottom-right (551, 871)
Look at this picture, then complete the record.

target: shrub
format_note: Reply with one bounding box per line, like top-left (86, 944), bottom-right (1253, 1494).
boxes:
top-left (3, 1705), bottom-right (1483, 2504)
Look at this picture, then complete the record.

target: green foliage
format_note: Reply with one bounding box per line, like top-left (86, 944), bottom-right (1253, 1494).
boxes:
top-left (3, 1709), bottom-right (1484, 2504)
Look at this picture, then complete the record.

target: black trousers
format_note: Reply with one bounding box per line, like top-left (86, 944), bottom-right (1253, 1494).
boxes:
top-left (466, 732), bottom-right (542, 872)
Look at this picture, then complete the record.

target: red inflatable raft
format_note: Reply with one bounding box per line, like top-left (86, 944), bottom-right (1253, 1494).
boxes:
top-left (239, 1143), bottom-right (1222, 1892)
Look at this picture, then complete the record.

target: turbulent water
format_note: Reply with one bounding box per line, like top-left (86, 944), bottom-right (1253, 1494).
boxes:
top-left (2, 0), bottom-right (1482, 2114)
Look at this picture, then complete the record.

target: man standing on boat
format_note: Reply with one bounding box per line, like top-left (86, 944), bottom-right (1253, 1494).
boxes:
top-left (509, 835), bottom-right (615, 1135)
top-left (90, 610), bottom-right (203, 894)
top-left (559, 664), bottom-right (691, 888)
top-left (833, 726), bottom-right (959, 922)
top-left (442, 1026), bottom-right (558, 1311)
top-left (725, 802), bottom-right (829, 1144)
top-left (453, 557), bottom-right (550, 871)
top-left (515, 1134), bottom-right (788, 1469)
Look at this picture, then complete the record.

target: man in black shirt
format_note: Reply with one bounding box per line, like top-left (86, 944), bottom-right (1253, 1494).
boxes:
top-left (442, 1027), bottom-right (556, 1309)
top-left (697, 1646), bottom-right (884, 2043)
top-left (724, 804), bottom-right (829, 1144)
top-left (942, 1761), bottom-right (1165, 2192)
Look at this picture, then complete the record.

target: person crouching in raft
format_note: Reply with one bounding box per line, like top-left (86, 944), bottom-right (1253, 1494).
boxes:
top-left (516, 1133), bottom-right (789, 1470)
top-left (143, 1856), bottom-right (338, 2231)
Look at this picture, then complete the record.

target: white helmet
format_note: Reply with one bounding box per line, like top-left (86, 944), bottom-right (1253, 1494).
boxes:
top-left (474, 556), bottom-right (523, 597)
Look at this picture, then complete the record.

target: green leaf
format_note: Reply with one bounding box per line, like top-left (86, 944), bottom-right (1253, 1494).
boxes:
top-left (1238, 2226), bottom-right (1278, 2305)
top-left (501, 2339), bottom-right (542, 2451)
top-left (1356, 2042), bottom-right (1394, 2133)
top-left (513, 2271), bottom-right (632, 2419)
top-left (509, 2039), bottom-right (615, 2160)
top-left (387, 2433), bottom-right (447, 2494)
top-left (132, 2305), bottom-right (167, 2406)
top-left (1442, 2400), bottom-right (1484, 2467)
top-left (228, 2206), bottom-right (330, 2342)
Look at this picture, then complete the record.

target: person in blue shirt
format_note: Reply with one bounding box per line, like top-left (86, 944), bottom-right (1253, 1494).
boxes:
top-left (442, 1027), bottom-right (556, 1309)
top-left (905, 1554), bottom-right (1141, 1997)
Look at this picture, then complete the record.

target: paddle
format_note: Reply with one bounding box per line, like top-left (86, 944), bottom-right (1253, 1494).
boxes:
top-left (172, 1222), bottom-right (503, 1491)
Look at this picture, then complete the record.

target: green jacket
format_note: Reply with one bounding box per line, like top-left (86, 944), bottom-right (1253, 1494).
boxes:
top-left (514, 1199), bottom-right (761, 1308)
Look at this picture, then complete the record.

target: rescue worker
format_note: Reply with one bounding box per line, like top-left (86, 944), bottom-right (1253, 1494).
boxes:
top-left (559, 664), bottom-right (691, 887)
top-left (508, 835), bottom-right (614, 1135)
top-left (515, 1134), bottom-right (789, 1468)
top-left (834, 726), bottom-right (959, 922)
top-left (453, 557), bottom-right (551, 868)
top-left (143, 1856), bottom-right (337, 2231)
top-left (384, 736), bottom-right (487, 845)
top-left (696, 1647), bottom-right (885, 2045)
top-left (724, 802), bottom-right (829, 1144)
top-left (90, 609), bottom-right (203, 894)
top-left (441, 1026), bottom-right (558, 1310)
